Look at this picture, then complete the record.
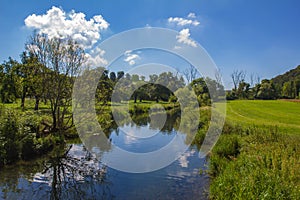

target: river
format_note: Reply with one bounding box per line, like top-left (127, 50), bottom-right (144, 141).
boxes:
top-left (0, 114), bottom-right (209, 199)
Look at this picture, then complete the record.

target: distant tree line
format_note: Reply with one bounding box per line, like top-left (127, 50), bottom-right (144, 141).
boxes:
top-left (227, 66), bottom-right (300, 100)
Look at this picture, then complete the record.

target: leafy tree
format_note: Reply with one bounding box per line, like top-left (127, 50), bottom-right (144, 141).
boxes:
top-left (140, 75), bottom-right (146, 81)
top-left (127, 72), bottom-right (185, 103)
top-left (236, 81), bottom-right (250, 99)
top-left (282, 81), bottom-right (293, 98)
top-left (149, 74), bottom-right (158, 83)
top-left (191, 77), bottom-right (224, 105)
top-left (125, 73), bottom-right (131, 80)
top-left (96, 68), bottom-right (114, 105)
top-left (109, 71), bottom-right (116, 82)
top-left (19, 51), bottom-right (44, 110)
top-left (255, 79), bottom-right (277, 100)
top-left (0, 57), bottom-right (20, 103)
top-left (281, 80), bottom-right (300, 98)
top-left (27, 33), bottom-right (85, 132)
top-left (117, 71), bottom-right (125, 80)
top-left (131, 74), bottom-right (139, 82)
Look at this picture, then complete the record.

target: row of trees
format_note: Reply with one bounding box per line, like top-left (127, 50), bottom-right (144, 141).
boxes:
top-left (227, 69), bottom-right (300, 100)
top-left (95, 70), bottom-right (225, 107)
top-left (112, 72), bottom-right (186, 103)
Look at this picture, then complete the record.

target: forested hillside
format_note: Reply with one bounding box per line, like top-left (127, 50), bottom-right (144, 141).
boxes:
top-left (272, 65), bottom-right (300, 86)
top-left (272, 65), bottom-right (300, 98)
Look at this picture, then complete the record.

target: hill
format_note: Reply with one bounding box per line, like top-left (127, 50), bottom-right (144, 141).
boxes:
top-left (271, 65), bottom-right (300, 86)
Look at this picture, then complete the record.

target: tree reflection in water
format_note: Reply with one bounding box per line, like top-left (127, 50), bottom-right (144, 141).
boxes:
top-left (0, 144), bottom-right (114, 200)
top-left (39, 144), bottom-right (114, 200)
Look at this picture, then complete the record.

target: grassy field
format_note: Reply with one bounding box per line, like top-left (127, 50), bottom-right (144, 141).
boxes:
top-left (224, 100), bottom-right (300, 134)
top-left (210, 100), bottom-right (300, 199)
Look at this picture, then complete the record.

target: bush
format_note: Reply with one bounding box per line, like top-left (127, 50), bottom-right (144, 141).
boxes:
top-left (21, 133), bottom-right (36, 160)
top-left (0, 110), bottom-right (20, 165)
top-left (0, 108), bottom-right (57, 165)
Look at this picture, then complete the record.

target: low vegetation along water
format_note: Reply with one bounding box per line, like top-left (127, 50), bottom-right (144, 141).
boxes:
top-left (0, 113), bottom-right (210, 199)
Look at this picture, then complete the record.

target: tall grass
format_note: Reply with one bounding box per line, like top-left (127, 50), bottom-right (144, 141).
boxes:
top-left (209, 123), bottom-right (300, 199)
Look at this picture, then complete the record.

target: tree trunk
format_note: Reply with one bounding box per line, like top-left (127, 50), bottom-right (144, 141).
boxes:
top-left (34, 96), bottom-right (40, 110)
top-left (52, 109), bottom-right (57, 131)
top-left (21, 96), bottom-right (25, 111)
top-left (21, 89), bottom-right (26, 111)
top-left (134, 94), bottom-right (137, 103)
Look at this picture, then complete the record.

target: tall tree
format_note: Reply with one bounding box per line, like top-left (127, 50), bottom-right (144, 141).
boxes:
top-left (231, 70), bottom-right (246, 91)
top-left (109, 71), bottom-right (116, 82)
top-left (117, 71), bottom-right (125, 80)
top-left (27, 33), bottom-right (85, 131)
top-left (19, 51), bottom-right (44, 110)
top-left (182, 64), bottom-right (200, 84)
top-left (0, 58), bottom-right (20, 103)
top-left (236, 81), bottom-right (250, 99)
top-left (255, 79), bottom-right (276, 100)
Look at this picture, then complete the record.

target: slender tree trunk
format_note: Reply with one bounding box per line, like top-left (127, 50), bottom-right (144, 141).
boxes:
top-left (21, 95), bottom-right (25, 111)
top-left (134, 94), bottom-right (137, 103)
top-left (57, 106), bottom-right (61, 130)
top-left (34, 96), bottom-right (39, 111)
top-left (21, 88), bottom-right (26, 111)
top-left (52, 109), bottom-right (57, 131)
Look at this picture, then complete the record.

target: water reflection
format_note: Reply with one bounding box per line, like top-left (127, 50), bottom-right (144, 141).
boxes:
top-left (0, 145), bottom-right (113, 200)
top-left (0, 113), bottom-right (209, 199)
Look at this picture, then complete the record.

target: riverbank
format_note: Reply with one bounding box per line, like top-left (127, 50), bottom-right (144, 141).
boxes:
top-left (0, 99), bottom-right (182, 168)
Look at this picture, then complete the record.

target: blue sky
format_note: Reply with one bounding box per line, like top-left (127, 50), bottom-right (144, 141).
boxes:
top-left (0, 0), bottom-right (300, 88)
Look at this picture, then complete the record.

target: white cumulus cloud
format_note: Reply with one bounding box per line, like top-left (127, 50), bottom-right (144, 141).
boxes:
top-left (176, 29), bottom-right (197, 47)
top-left (187, 12), bottom-right (196, 18)
top-left (24, 6), bottom-right (109, 50)
top-left (85, 47), bottom-right (108, 67)
top-left (124, 50), bottom-right (140, 66)
top-left (168, 13), bottom-right (199, 27)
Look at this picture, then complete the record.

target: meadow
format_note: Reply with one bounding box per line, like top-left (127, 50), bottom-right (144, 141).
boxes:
top-left (210, 100), bottom-right (300, 199)
top-left (225, 100), bottom-right (300, 133)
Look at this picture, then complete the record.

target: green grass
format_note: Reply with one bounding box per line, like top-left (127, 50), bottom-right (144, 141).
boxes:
top-left (210, 100), bottom-right (300, 199)
top-left (223, 100), bottom-right (300, 134)
top-left (2, 98), bottom-right (50, 111)
top-left (209, 125), bottom-right (300, 200)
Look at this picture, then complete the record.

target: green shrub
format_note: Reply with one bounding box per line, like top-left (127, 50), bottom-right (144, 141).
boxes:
top-left (0, 109), bottom-right (20, 165)
top-left (0, 108), bottom-right (58, 165)
top-left (20, 133), bottom-right (36, 160)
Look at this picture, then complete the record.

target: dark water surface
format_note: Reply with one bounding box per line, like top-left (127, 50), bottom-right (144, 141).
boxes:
top-left (0, 115), bottom-right (209, 200)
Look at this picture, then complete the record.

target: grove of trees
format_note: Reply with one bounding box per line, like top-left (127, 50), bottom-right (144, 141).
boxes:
top-left (227, 66), bottom-right (300, 100)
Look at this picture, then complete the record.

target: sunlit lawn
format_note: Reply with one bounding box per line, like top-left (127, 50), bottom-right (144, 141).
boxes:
top-left (221, 100), bottom-right (300, 134)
